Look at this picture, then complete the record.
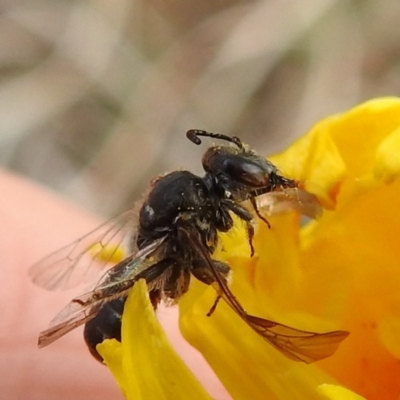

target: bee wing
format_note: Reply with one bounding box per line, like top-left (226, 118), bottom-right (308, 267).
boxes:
top-left (38, 237), bottom-right (166, 348)
top-left (244, 315), bottom-right (349, 363)
top-left (30, 210), bottom-right (138, 291)
top-left (254, 187), bottom-right (322, 219)
top-left (38, 291), bottom-right (101, 348)
top-left (177, 225), bottom-right (348, 363)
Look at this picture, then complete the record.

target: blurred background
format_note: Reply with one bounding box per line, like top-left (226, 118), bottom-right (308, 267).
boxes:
top-left (2, 0), bottom-right (400, 216)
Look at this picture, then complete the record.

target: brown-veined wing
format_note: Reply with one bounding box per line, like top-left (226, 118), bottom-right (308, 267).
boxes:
top-left (30, 210), bottom-right (138, 291)
top-left (244, 314), bottom-right (348, 363)
top-left (177, 224), bottom-right (348, 364)
top-left (38, 237), bottom-right (166, 348)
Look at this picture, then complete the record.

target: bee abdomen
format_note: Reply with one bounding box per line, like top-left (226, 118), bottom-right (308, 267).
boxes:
top-left (83, 297), bottom-right (126, 362)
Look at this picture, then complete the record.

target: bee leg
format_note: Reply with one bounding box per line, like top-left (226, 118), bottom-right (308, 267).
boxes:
top-left (250, 196), bottom-right (270, 228)
top-left (191, 260), bottom-right (230, 315)
top-left (163, 264), bottom-right (191, 302)
top-left (136, 258), bottom-right (178, 307)
top-left (221, 199), bottom-right (256, 257)
top-left (192, 259), bottom-right (230, 284)
top-left (245, 221), bottom-right (255, 257)
top-left (149, 289), bottom-right (162, 309)
top-left (206, 295), bottom-right (221, 317)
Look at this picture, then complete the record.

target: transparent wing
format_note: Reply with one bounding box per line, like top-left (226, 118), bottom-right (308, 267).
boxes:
top-left (30, 210), bottom-right (138, 291)
top-left (244, 315), bottom-right (349, 363)
top-left (38, 292), bottom-right (101, 348)
top-left (253, 187), bottom-right (322, 219)
top-left (38, 237), bottom-right (166, 348)
top-left (178, 225), bottom-right (348, 363)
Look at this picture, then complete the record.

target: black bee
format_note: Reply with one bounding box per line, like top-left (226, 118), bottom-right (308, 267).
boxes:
top-left (30, 130), bottom-right (348, 363)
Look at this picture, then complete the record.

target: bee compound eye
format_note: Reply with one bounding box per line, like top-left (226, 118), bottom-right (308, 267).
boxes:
top-left (223, 158), bottom-right (269, 187)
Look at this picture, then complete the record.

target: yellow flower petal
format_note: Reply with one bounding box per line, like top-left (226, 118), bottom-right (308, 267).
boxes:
top-left (179, 217), bottom-right (344, 400)
top-left (97, 339), bottom-right (126, 396)
top-left (271, 97), bottom-right (400, 208)
top-left (317, 384), bottom-right (366, 400)
top-left (270, 123), bottom-right (346, 209)
top-left (327, 98), bottom-right (400, 177)
top-left (294, 99), bottom-right (400, 399)
top-left (374, 126), bottom-right (400, 183)
top-left (180, 278), bottom-right (337, 400)
top-left (377, 315), bottom-right (400, 360)
top-left (301, 180), bottom-right (400, 399)
top-left (98, 280), bottom-right (211, 400)
top-left (87, 242), bottom-right (125, 264)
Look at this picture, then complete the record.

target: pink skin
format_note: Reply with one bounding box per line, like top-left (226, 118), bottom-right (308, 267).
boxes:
top-left (0, 170), bottom-right (230, 400)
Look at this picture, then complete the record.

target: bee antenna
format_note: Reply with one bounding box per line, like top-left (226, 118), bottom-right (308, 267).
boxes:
top-left (186, 129), bottom-right (243, 150)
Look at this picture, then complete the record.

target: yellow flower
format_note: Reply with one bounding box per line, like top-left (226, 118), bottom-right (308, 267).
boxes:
top-left (99, 98), bottom-right (400, 400)
top-left (97, 280), bottom-right (211, 400)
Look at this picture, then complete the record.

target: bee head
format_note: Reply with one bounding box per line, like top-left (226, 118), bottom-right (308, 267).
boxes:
top-left (186, 129), bottom-right (296, 200)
